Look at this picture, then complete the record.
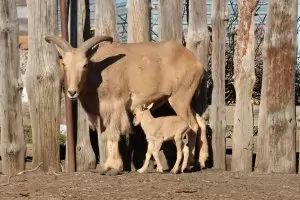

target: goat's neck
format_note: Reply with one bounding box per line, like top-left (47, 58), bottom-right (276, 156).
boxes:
top-left (78, 65), bottom-right (100, 116)
top-left (140, 110), bottom-right (156, 131)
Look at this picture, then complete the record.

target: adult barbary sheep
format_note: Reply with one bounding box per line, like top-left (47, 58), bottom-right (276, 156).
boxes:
top-left (133, 103), bottom-right (190, 174)
top-left (44, 35), bottom-right (208, 175)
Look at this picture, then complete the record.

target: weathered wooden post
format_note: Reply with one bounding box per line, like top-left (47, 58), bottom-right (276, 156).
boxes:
top-left (210, 0), bottom-right (227, 170)
top-left (186, 0), bottom-right (210, 114)
top-left (186, 0), bottom-right (210, 168)
top-left (159, 0), bottom-right (182, 43)
top-left (231, 0), bottom-right (257, 172)
top-left (26, 0), bottom-right (62, 172)
top-left (127, 0), bottom-right (151, 43)
top-left (95, 0), bottom-right (118, 165)
top-left (0, 0), bottom-right (26, 175)
top-left (255, 0), bottom-right (297, 174)
top-left (126, 0), bottom-right (152, 171)
top-left (76, 0), bottom-right (96, 171)
top-left (158, 0), bottom-right (182, 170)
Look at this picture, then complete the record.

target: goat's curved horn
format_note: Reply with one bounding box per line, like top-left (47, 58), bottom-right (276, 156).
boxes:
top-left (78, 36), bottom-right (113, 53)
top-left (44, 35), bottom-right (72, 52)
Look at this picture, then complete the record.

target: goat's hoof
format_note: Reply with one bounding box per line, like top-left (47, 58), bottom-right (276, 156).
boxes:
top-left (181, 167), bottom-right (192, 173)
top-left (170, 168), bottom-right (179, 174)
top-left (106, 168), bottom-right (122, 176)
top-left (137, 169), bottom-right (145, 173)
top-left (89, 168), bottom-right (109, 175)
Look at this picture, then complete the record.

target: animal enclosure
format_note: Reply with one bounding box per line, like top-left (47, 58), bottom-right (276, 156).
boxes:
top-left (1, 0), bottom-right (300, 183)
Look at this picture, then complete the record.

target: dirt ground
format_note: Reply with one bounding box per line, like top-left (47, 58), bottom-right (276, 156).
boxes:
top-left (0, 167), bottom-right (299, 200)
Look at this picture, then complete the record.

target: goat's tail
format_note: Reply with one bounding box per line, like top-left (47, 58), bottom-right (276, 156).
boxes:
top-left (195, 113), bottom-right (209, 168)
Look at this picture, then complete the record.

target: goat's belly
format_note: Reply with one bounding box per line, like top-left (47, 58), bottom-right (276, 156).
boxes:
top-left (128, 91), bottom-right (169, 112)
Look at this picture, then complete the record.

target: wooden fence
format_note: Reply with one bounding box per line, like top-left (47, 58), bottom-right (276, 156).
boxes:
top-left (5, 102), bottom-right (297, 159)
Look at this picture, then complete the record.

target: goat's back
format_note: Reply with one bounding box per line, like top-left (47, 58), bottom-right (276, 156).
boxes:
top-left (90, 41), bottom-right (205, 111)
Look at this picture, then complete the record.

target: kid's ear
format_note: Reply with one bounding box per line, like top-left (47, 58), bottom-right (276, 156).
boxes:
top-left (147, 103), bottom-right (154, 110)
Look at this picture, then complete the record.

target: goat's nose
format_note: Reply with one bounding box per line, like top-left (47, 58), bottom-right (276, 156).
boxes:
top-left (68, 90), bottom-right (77, 97)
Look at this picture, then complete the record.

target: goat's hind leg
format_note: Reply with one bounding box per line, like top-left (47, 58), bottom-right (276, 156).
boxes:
top-left (168, 97), bottom-right (199, 169)
top-left (170, 135), bottom-right (183, 174)
top-left (181, 131), bottom-right (190, 173)
top-left (195, 112), bottom-right (208, 168)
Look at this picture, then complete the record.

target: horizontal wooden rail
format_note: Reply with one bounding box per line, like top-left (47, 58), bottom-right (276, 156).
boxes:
top-left (1, 104), bottom-right (300, 159)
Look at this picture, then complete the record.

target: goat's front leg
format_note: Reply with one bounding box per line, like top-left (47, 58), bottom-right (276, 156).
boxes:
top-left (137, 140), bottom-right (154, 173)
top-left (152, 140), bottom-right (164, 173)
top-left (101, 133), bottom-right (123, 176)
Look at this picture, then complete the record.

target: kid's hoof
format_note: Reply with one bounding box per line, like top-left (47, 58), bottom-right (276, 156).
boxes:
top-left (170, 169), bottom-right (179, 174)
top-left (106, 169), bottom-right (122, 176)
top-left (137, 169), bottom-right (145, 173)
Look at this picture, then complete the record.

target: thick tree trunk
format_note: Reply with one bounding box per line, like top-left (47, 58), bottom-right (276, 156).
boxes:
top-left (255, 0), bottom-right (297, 174)
top-left (76, 0), bottom-right (96, 171)
top-left (186, 0), bottom-right (210, 114)
top-left (95, 0), bottom-right (118, 166)
top-left (185, 0), bottom-right (210, 168)
top-left (157, 0), bottom-right (183, 171)
top-left (231, 0), bottom-right (257, 172)
top-left (126, 0), bottom-right (152, 171)
top-left (210, 0), bottom-right (227, 170)
top-left (95, 0), bottom-right (118, 40)
top-left (159, 0), bottom-right (182, 43)
top-left (0, 0), bottom-right (26, 175)
top-left (26, 0), bottom-right (61, 172)
top-left (127, 0), bottom-right (151, 43)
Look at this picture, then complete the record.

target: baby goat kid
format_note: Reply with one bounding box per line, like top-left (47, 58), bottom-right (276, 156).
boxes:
top-left (133, 103), bottom-right (191, 174)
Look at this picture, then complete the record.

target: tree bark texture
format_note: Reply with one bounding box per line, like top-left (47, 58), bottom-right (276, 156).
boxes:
top-left (95, 0), bottom-right (118, 166)
top-left (255, 0), bottom-right (297, 174)
top-left (186, 0), bottom-right (210, 167)
top-left (159, 0), bottom-right (182, 43)
top-left (26, 0), bottom-right (62, 172)
top-left (157, 0), bottom-right (183, 170)
top-left (0, 0), bottom-right (26, 175)
top-left (95, 0), bottom-right (118, 40)
top-left (76, 0), bottom-right (96, 172)
top-left (231, 0), bottom-right (257, 172)
top-left (186, 0), bottom-right (210, 114)
top-left (126, 0), bottom-right (152, 171)
top-left (210, 0), bottom-right (227, 170)
top-left (127, 0), bottom-right (151, 43)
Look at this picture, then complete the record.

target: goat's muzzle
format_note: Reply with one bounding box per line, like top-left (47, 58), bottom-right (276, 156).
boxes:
top-left (67, 90), bottom-right (78, 100)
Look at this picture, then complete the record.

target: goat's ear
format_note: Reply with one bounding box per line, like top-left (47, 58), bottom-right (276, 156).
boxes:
top-left (147, 103), bottom-right (154, 110)
top-left (141, 104), bottom-right (147, 111)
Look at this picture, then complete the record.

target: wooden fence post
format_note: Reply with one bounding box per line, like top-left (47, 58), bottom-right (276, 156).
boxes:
top-left (186, 0), bottom-right (210, 168)
top-left (0, 0), bottom-right (26, 175)
top-left (95, 0), bottom-right (118, 165)
top-left (126, 0), bottom-right (152, 171)
top-left (158, 0), bottom-right (182, 171)
top-left (255, 0), bottom-right (297, 174)
top-left (231, 0), bottom-right (257, 172)
top-left (26, 0), bottom-right (61, 172)
top-left (186, 0), bottom-right (210, 115)
top-left (76, 0), bottom-right (96, 171)
top-left (210, 0), bottom-right (227, 170)
top-left (159, 0), bottom-right (182, 43)
top-left (127, 0), bottom-right (151, 43)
